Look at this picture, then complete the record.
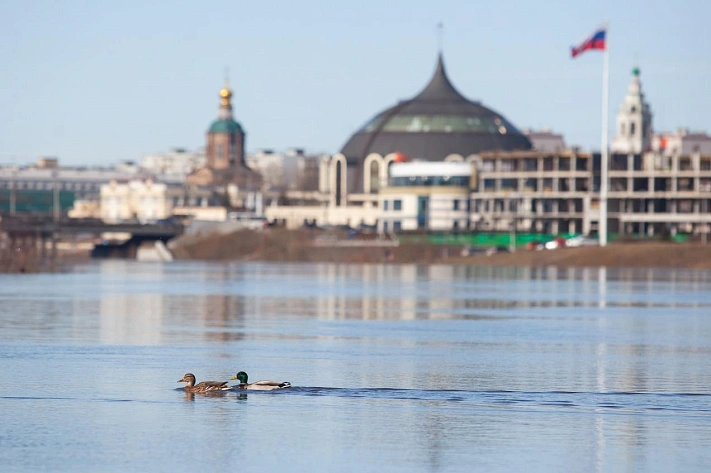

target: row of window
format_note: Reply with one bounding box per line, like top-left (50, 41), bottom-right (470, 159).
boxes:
top-left (383, 199), bottom-right (469, 211)
top-left (381, 219), bottom-right (469, 232)
top-left (0, 180), bottom-right (99, 191)
top-left (480, 157), bottom-right (589, 172)
top-left (382, 220), bottom-right (402, 232)
top-left (382, 199), bottom-right (402, 211)
top-left (390, 176), bottom-right (470, 187)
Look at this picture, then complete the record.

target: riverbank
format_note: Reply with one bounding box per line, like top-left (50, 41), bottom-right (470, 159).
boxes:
top-left (4, 228), bottom-right (709, 272)
top-left (457, 241), bottom-right (711, 269)
top-left (168, 228), bottom-right (711, 269)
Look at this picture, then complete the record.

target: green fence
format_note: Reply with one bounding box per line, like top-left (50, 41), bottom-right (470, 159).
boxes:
top-left (0, 189), bottom-right (75, 214)
top-left (400, 233), bottom-right (577, 247)
top-left (399, 232), bottom-right (689, 246)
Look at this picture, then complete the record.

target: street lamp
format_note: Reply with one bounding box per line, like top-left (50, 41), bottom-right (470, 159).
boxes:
top-left (53, 170), bottom-right (60, 223)
top-left (10, 166), bottom-right (17, 216)
top-left (509, 197), bottom-right (518, 253)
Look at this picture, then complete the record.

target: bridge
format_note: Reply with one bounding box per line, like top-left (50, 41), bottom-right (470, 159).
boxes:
top-left (0, 215), bottom-right (184, 239)
top-left (0, 215), bottom-right (185, 262)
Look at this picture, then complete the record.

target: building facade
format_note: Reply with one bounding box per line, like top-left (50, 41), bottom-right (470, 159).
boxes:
top-left (100, 180), bottom-right (177, 224)
top-left (140, 148), bottom-right (206, 181)
top-left (379, 162), bottom-right (473, 233)
top-left (470, 150), bottom-right (593, 236)
top-left (246, 148), bottom-right (320, 192)
top-left (0, 157), bottom-right (147, 215)
top-left (652, 129), bottom-right (711, 157)
top-left (267, 61), bottom-right (711, 241)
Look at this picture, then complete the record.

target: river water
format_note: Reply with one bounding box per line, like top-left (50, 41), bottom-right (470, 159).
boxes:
top-left (1, 261), bottom-right (710, 472)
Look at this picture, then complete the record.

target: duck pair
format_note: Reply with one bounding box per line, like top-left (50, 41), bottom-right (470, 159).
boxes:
top-left (178, 372), bottom-right (291, 393)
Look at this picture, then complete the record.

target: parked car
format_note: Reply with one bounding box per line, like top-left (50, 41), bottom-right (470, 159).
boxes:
top-left (486, 246), bottom-right (511, 256)
top-left (565, 235), bottom-right (599, 247)
top-left (460, 245), bottom-right (486, 257)
top-left (544, 237), bottom-right (567, 250)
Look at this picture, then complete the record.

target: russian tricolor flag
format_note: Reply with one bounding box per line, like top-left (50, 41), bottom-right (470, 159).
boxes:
top-left (571, 25), bottom-right (607, 58)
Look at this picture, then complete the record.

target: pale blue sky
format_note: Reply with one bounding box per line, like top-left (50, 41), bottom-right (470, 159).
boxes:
top-left (1, 0), bottom-right (709, 166)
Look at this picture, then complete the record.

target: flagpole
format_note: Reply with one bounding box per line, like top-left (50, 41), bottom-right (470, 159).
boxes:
top-left (600, 35), bottom-right (609, 247)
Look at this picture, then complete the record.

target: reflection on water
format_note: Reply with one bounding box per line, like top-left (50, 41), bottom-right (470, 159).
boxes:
top-left (1, 261), bottom-right (710, 472)
top-left (3, 261), bottom-right (710, 344)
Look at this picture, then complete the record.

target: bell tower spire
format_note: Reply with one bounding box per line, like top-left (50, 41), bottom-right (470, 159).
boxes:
top-left (611, 66), bottom-right (653, 154)
top-left (218, 67), bottom-right (233, 120)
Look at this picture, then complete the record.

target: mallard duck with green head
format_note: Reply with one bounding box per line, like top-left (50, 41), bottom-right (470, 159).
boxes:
top-left (229, 371), bottom-right (291, 390)
top-left (178, 373), bottom-right (231, 393)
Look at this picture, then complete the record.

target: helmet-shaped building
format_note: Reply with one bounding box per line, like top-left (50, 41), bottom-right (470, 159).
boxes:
top-left (333, 54), bottom-right (531, 195)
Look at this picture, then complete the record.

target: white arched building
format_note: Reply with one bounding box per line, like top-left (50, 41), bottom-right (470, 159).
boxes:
top-left (266, 153), bottom-right (478, 232)
top-left (266, 152), bottom-right (401, 229)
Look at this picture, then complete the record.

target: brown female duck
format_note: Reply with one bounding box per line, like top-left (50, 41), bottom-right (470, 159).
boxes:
top-left (178, 373), bottom-right (231, 393)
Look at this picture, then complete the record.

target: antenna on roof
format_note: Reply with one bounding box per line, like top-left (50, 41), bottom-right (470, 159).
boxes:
top-left (437, 21), bottom-right (444, 54)
top-left (437, 22), bottom-right (444, 54)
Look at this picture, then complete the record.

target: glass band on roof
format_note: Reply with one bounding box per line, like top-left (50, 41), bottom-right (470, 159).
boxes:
top-left (362, 114), bottom-right (517, 134)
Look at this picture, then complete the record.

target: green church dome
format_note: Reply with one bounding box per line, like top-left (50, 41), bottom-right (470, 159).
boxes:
top-left (208, 119), bottom-right (243, 134)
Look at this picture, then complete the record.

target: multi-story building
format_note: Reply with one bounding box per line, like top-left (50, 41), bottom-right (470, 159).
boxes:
top-left (470, 149), bottom-right (593, 235)
top-left (101, 180), bottom-right (175, 224)
top-left (268, 62), bottom-right (711, 241)
top-left (652, 129), bottom-right (711, 157)
top-left (100, 179), bottom-right (221, 224)
top-left (606, 149), bottom-right (711, 237)
top-left (140, 148), bottom-right (206, 182)
top-left (247, 148), bottom-right (320, 192)
top-left (0, 157), bottom-right (146, 215)
top-left (379, 162), bottom-right (473, 233)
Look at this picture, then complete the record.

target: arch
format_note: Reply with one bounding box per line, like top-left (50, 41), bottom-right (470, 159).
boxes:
top-left (465, 154), bottom-right (481, 165)
top-left (329, 154), bottom-right (348, 207)
top-left (444, 153), bottom-right (464, 162)
top-left (383, 153), bottom-right (405, 186)
top-left (363, 153), bottom-right (384, 194)
top-left (319, 155), bottom-right (331, 193)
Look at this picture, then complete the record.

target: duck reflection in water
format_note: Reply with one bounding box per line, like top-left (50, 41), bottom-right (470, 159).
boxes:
top-left (182, 390), bottom-right (248, 402)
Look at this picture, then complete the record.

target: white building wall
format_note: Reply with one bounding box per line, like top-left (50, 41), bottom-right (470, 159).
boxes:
top-left (100, 180), bottom-right (173, 224)
top-left (379, 191), bottom-right (469, 233)
top-left (140, 148), bottom-right (205, 179)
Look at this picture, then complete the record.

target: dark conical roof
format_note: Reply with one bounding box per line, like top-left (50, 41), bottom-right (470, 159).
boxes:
top-left (414, 54), bottom-right (467, 102)
top-left (340, 54), bottom-right (531, 164)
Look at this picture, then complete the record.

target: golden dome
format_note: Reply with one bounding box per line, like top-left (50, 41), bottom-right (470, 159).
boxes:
top-left (219, 85), bottom-right (232, 107)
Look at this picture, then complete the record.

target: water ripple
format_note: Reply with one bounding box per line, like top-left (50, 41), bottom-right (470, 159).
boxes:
top-left (264, 387), bottom-right (711, 416)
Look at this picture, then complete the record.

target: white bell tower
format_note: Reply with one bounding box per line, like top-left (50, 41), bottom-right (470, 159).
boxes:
top-left (611, 67), bottom-right (652, 154)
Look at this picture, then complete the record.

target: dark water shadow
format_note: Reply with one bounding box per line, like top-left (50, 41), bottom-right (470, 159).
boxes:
top-left (264, 387), bottom-right (711, 416)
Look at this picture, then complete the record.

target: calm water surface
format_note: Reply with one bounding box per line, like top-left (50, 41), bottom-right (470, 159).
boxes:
top-left (1, 261), bottom-right (710, 472)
